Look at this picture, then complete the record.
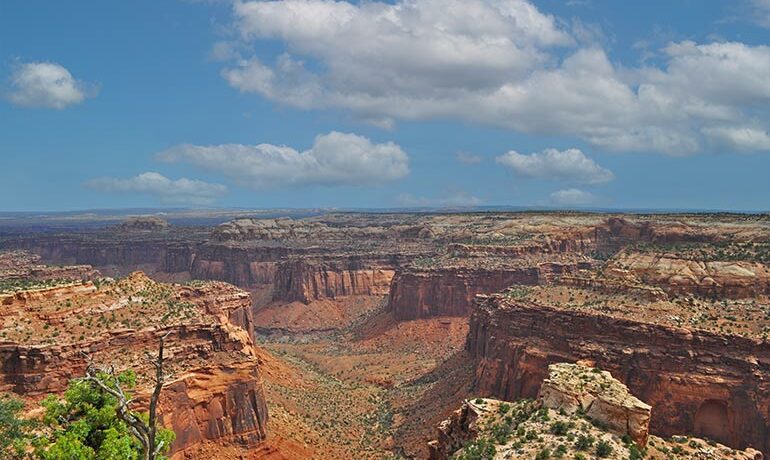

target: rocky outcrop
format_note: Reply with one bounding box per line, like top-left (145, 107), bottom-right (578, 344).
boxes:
top-left (388, 262), bottom-right (590, 320)
top-left (538, 363), bottom-right (651, 445)
top-left (190, 244), bottom-right (294, 288)
top-left (427, 399), bottom-right (484, 460)
top-left (0, 276), bottom-right (270, 456)
top-left (467, 294), bottom-right (770, 454)
top-left (273, 258), bottom-right (397, 303)
top-left (593, 217), bottom-right (770, 248)
top-left (429, 364), bottom-right (763, 460)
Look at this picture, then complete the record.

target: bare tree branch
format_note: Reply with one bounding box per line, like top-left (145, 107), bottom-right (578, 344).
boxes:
top-left (79, 334), bottom-right (171, 460)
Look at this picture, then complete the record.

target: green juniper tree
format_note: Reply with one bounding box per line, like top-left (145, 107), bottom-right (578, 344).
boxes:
top-left (36, 334), bottom-right (175, 460)
top-left (0, 393), bottom-right (33, 459)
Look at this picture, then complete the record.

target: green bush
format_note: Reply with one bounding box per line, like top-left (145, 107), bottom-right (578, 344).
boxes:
top-left (574, 434), bottom-right (594, 450)
top-left (457, 438), bottom-right (496, 460)
top-left (595, 440), bottom-right (613, 458)
top-left (550, 421), bottom-right (570, 435)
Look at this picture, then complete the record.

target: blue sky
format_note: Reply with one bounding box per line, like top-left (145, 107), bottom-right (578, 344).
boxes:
top-left (1, 0), bottom-right (770, 211)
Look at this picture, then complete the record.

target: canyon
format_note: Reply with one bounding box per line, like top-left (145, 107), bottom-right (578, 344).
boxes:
top-left (2, 211), bottom-right (770, 458)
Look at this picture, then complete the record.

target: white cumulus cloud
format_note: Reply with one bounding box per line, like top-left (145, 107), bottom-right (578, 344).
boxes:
top-left (86, 172), bottom-right (227, 205)
top-left (217, 0), bottom-right (770, 155)
top-left (549, 188), bottom-right (596, 206)
top-left (496, 148), bottom-right (614, 184)
top-left (157, 131), bottom-right (409, 187)
top-left (7, 61), bottom-right (95, 109)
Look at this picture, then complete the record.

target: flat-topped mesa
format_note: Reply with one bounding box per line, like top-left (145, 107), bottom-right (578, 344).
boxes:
top-left (273, 256), bottom-right (399, 303)
top-left (388, 258), bottom-right (592, 320)
top-left (428, 362), bottom-right (763, 460)
top-left (211, 217), bottom-right (332, 241)
top-left (115, 216), bottom-right (170, 232)
top-left (605, 251), bottom-right (770, 299)
top-left (467, 293), bottom-right (770, 454)
top-left (0, 250), bottom-right (99, 283)
top-left (593, 216), bottom-right (770, 248)
top-left (0, 273), bottom-right (270, 457)
top-left (210, 215), bottom-right (445, 243)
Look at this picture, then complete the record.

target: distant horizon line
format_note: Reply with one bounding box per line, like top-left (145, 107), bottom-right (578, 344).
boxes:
top-left (1, 205), bottom-right (769, 216)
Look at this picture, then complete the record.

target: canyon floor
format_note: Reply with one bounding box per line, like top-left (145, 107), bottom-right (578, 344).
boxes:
top-left (253, 296), bottom-right (473, 459)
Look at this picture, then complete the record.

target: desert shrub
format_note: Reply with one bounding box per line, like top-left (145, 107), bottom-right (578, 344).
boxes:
top-left (574, 434), bottom-right (594, 450)
top-left (457, 438), bottom-right (496, 460)
top-left (595, 440), bottom-right (613, 458)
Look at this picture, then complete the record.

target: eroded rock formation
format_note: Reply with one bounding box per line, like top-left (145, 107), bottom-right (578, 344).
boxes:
top-left (273, 258), bottom-right (397, 303)
top-left (429, 363), bottom-right (763, 460)
top-left (467, 293), bottom-right (770, 453)
top-left (538, 362), bottom-right (651, 445)
top-left (0, 273), bottom-right (270, 457)
top-left (388, 260), bottom-right (592, 320)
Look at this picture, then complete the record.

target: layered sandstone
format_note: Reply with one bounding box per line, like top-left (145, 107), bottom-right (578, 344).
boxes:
top-left (467, 293), bottom-right (770, 453)
top-left (388, 259), bottom-right (591, 320)
top-left (273, 258), bottom-right (397, 303)
top-left (0, 273), bottom-right (270, 457)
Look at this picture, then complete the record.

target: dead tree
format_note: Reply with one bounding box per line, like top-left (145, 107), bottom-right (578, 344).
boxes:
top-left (81, 332), bottom-right (171, 460)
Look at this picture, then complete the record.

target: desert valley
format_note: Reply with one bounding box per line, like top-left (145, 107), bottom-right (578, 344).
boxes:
top-left (1, 211), bottom-right (769, 459)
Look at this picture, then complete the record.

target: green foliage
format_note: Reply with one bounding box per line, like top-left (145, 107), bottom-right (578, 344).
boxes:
top-left (36, 370), bottom-right (174, 460)
top-left (574, 434), bottom-right (594, 451)
top-left (535, 448), bottom-right (551, 460)
top-left (0, 393), bottom-right (33, 459)
top-left (595, 440), bottom-right (613, 458)
top-left (489, 423), bottom-right (511, 445)
top-left (457, 438), bottom-right (496, 460)
top-left (549, 421), bottom-right (570, 436)
top-left (628, 443), bottom-right (647, 460)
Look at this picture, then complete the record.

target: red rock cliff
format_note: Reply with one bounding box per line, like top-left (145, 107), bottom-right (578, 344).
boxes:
top-left (273, 258), bottom-right (398, 303)
top-left (0, 279), bottom-right (270, 456)
top-left (467, 294), bottom-right (770, 454)
top-left (388, 262), bottom-right (590, 320)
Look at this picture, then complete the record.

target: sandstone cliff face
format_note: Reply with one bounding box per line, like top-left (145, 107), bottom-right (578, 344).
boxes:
top-left (467, 294), bottom-right (770, 453)
top-left (13, 239), bottom-right (198, 276)
top-left (0, 277), bottom-right (270, 456)
top-left (162, 363), bottom-right (268, 458)
top-left (190, 245), bottom-right (294, 288)
top-left (273, 258), bottom-right (396, 303)
top-left (388, 262), bottom-right (589, 320)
